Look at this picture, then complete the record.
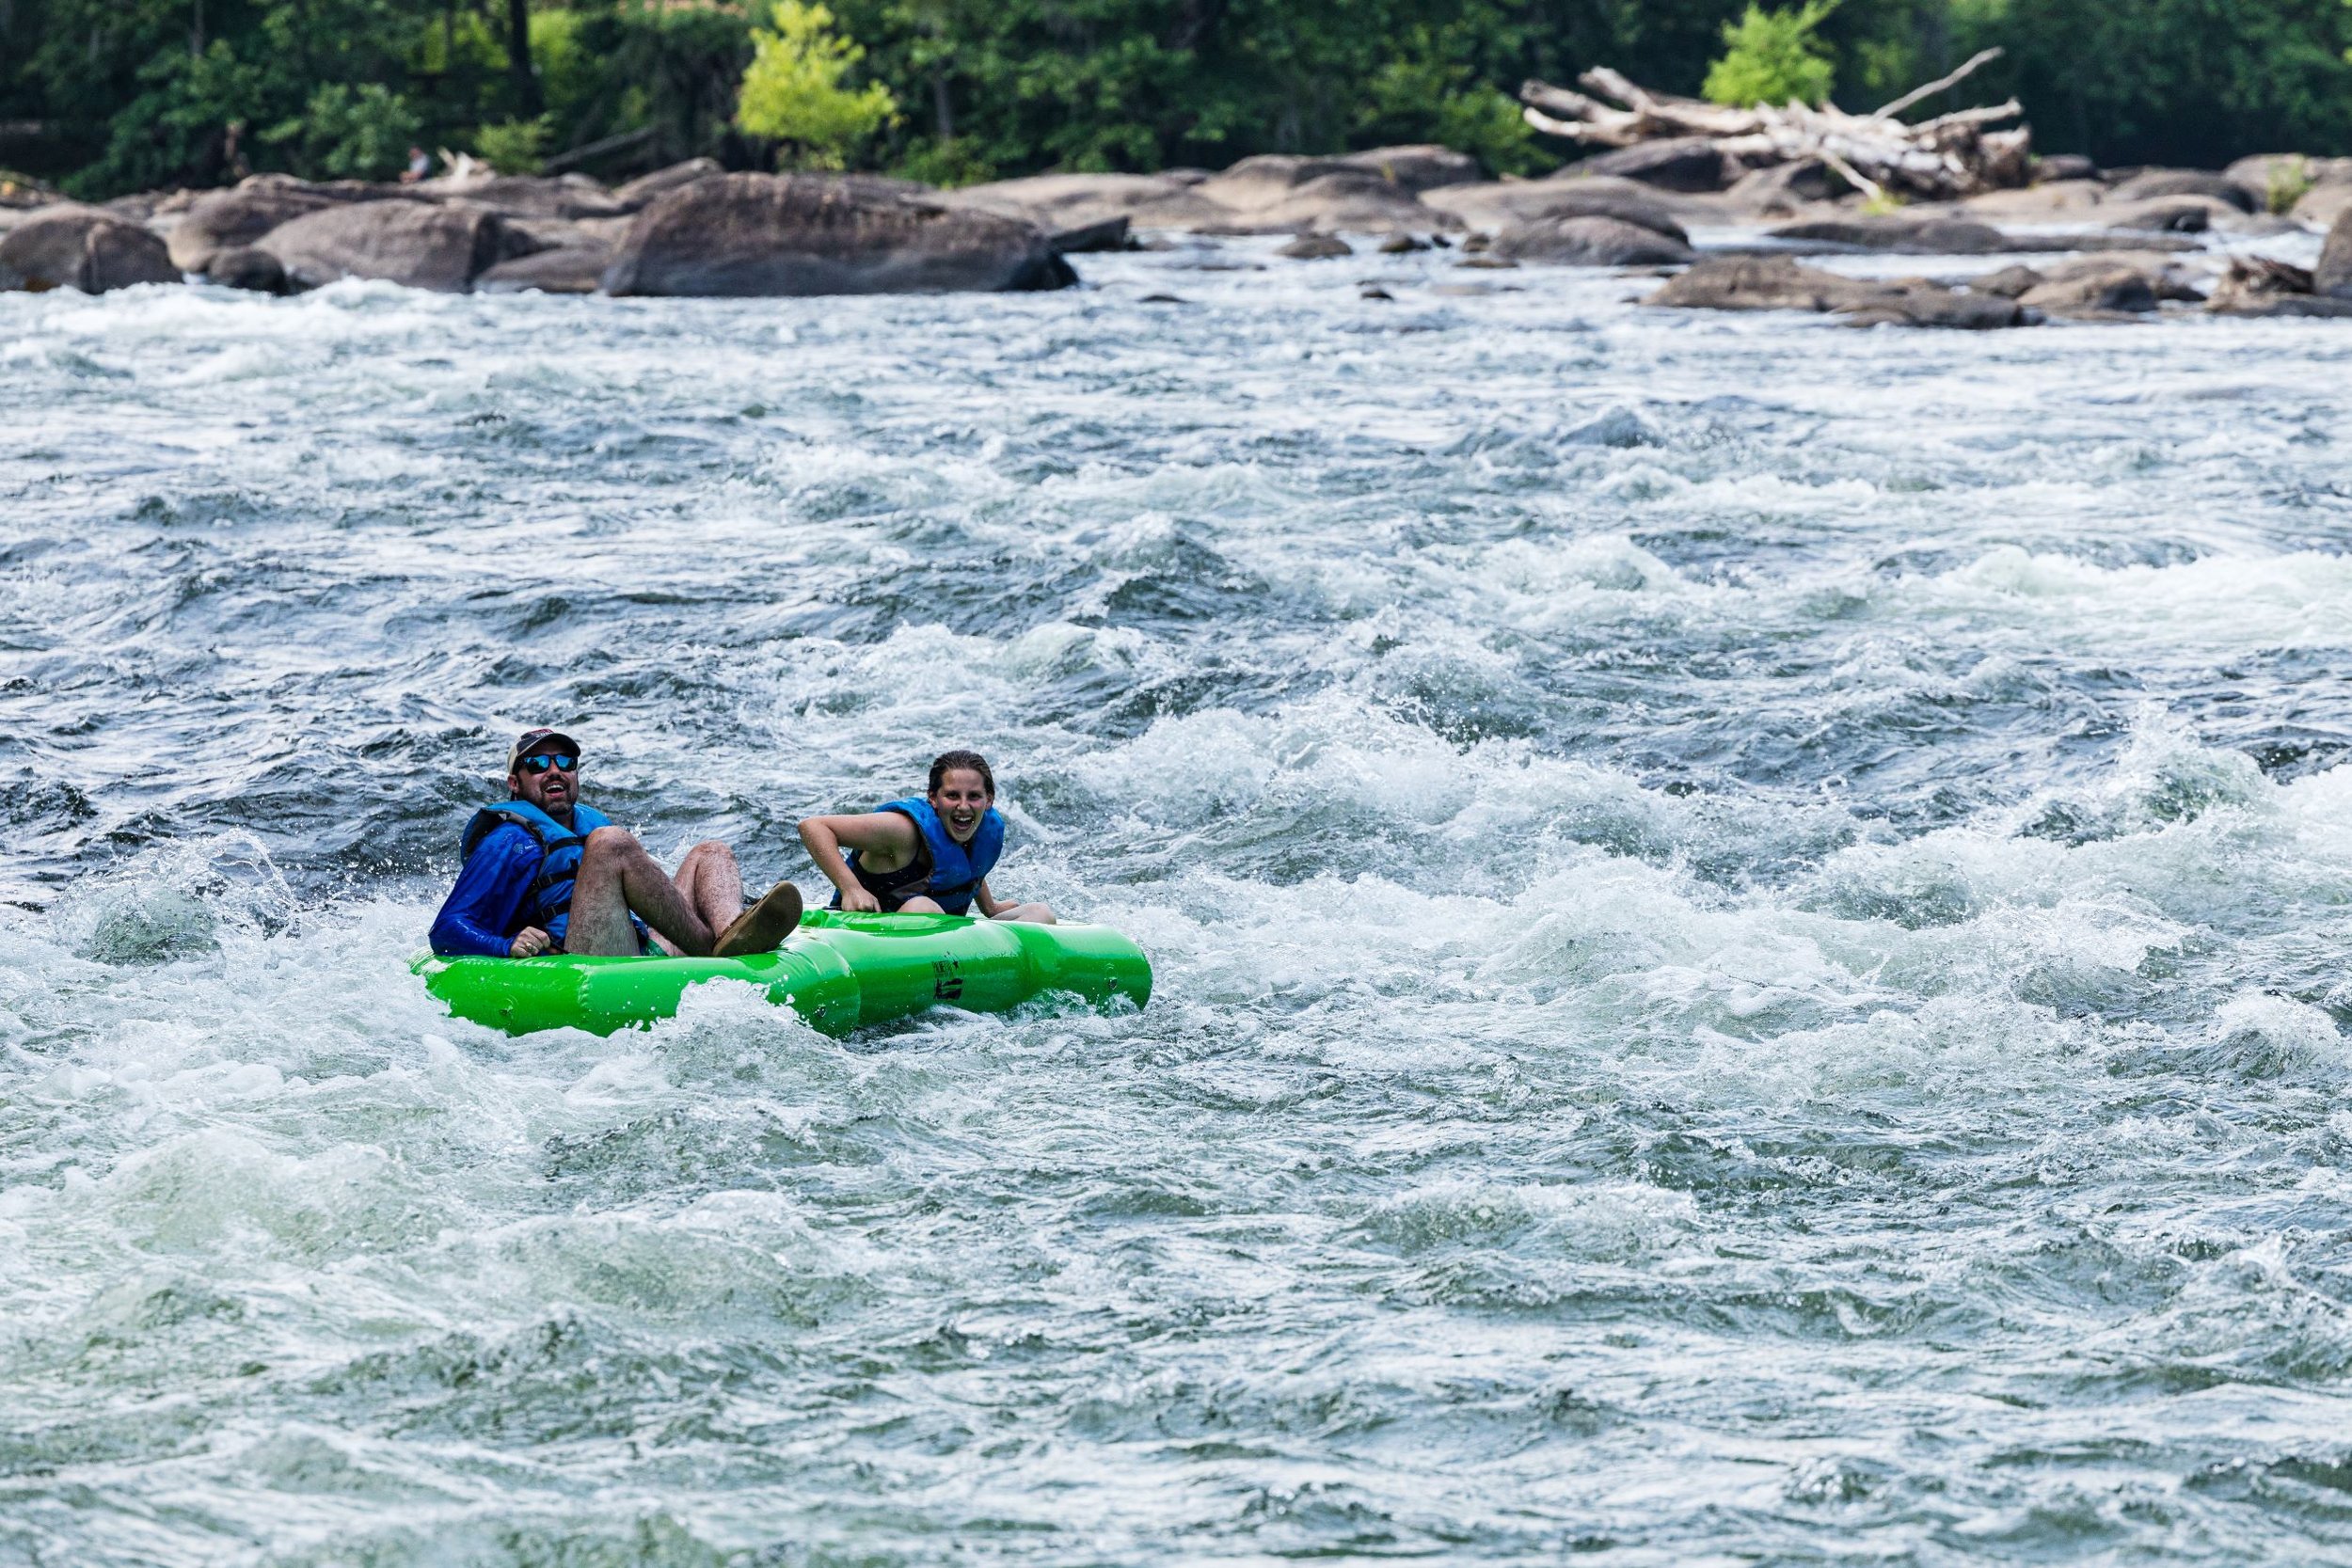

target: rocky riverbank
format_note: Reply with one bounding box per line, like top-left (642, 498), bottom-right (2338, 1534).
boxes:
top-left (5, 143), bottom-right (2350, 325)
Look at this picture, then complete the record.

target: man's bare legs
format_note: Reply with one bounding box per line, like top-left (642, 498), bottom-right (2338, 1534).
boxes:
top-left (564, 828), bottom-right (726, 957)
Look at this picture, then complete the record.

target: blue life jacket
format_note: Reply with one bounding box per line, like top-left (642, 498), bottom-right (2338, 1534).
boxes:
top-left (461, 800), bottom-right (615, 949)
top-left (839, 797), bottom-right (1004, 915)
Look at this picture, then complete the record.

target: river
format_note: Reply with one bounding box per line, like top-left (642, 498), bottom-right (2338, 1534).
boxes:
top-left (6, 240), bottom-right (2352, 1563)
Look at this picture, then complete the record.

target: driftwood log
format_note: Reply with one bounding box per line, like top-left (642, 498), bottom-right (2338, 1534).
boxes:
top-left (1520, 53), bottom-right (2030, 200)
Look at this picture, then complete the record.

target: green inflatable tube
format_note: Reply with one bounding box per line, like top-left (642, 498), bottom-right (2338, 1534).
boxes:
top-left (412, 909), bottom-right (1152, 1037)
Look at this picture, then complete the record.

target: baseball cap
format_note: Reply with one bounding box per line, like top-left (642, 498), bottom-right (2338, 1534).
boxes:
top-left (507, 728), bottom-right (581, 773)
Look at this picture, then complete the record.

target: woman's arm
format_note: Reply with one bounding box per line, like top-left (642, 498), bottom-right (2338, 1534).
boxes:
top-left (797, 811), bottom-right (922, 913)
top-left (974, 878), bottom-right (1005, 918)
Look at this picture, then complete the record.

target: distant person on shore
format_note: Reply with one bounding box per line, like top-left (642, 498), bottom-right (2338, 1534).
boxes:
top-left (798, 750), bottom-right (1056, 923)
top-left (430, 728), bottom-right (801, 958)
top-left (400, 146), bottom-right (432, 184)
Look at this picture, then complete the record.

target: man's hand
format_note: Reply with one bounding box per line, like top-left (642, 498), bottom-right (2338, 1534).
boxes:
top-left (838, 886), bottom-right (882, 914)
top-left (510, 927), bottom-right (553, 958)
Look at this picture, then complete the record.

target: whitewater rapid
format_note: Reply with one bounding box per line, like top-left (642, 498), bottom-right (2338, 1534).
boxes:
top-left (7, 241), bottom-right (2352, 1563)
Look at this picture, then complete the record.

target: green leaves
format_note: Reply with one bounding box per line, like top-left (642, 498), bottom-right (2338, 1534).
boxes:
top-left (1703, 0), bottom-right (1839, 107)
top-left (263, 83), bottom-right (421, 180)
top-left (735, 1), bottom-right (898, 169)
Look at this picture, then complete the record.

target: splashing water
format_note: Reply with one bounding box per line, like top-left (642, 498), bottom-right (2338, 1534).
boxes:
top-left (7, 249), bottom-right (2352, 1563)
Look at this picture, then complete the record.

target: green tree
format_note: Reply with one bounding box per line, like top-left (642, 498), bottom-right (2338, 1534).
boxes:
top-left (264, 81), bottom-right (421, 179)
top-left (735, 1), bottom-right (898, 167)
top-left (1703, 0), bottom-right (1839, 105)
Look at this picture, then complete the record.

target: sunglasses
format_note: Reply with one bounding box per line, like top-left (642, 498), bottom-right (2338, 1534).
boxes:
top-left (518, 752), bottom-right (580, 774)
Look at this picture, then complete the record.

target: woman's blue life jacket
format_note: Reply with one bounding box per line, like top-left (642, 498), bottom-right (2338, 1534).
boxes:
top-left (460, 800), bottom-right (616, 950)
top-left (837, 797), bottom-right (1005, 915)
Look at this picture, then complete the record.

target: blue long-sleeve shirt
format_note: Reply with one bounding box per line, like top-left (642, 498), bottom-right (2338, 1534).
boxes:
top-left (429, 823), bottom-right (543, 957)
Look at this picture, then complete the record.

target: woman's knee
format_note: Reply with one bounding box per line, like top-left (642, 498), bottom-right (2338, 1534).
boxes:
top-left (899, 896), bottom-right (944, 914)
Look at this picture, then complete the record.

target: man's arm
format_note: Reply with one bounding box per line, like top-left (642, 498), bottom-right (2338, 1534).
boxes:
top-left (429, 827), bottom-right (541, 957)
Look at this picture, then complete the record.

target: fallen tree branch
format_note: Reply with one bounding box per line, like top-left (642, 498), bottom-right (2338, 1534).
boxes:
top-left (1872, 47), bottom-right (2003, 121)
top-left (1518, 62), bottom-right (2029, 198)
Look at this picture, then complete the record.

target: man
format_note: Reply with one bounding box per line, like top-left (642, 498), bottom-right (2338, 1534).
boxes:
top-left (430, 728), bottom-right (801, 958)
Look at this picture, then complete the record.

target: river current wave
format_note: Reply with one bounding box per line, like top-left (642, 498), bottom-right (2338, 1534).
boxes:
top-left (8, 244), bottom-right (2352, 1563)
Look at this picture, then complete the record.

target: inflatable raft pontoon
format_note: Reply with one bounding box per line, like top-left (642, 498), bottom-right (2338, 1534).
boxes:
top-left (413, 909), bottom-right (1151, 1037)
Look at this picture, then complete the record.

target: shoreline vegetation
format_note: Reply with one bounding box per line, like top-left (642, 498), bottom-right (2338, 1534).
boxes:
top-left (5, 0), bottom-right (2352, 323)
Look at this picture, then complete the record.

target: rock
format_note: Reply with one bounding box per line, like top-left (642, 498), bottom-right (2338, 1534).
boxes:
top-left (1277, 233), bottom-right (1353, 259)
top-left (1723, 158), bottom-right (1841, 214)
top-left (943, 173), bottom-right (1237, 234)
top-left (2106, 168), bottom-right (2253, 212)
top-left (1960, 180), bottom-right (2106, 219)
top-left (2226, 152), bottom-right (2352, 188)
top-left (1558, 137), bottom-right (1731, 192)
top-left (1970, 264), bottom-right (2044, 298)
top-left (1045, 214), bottom-right (1131, 253)
top-left (2018, 262), bottom-right (2159, 313)
top-left (2292, 182), bottom-right (2352, 231)
top-left (1647, 254), bottom-right (1879, 311)
top-left (602, 172), bottom-right (1073, 296)
top-left (1646, 255), bottom-right (2028, 328)
top-left (2317, 208), bottom-right (2352, 297)
top-left (1768, 215), bottom-right (2015, 254)
top-left (1423, 178), bottom-right (1687, 242)
top-left (1193, 157), bottom-right (1454, 233)
top-left (201, 245), bottom-right (288, 293)
top-left (2096, 198), bottom-right (2214, 232)
top-left (1840, 289), bottom-right (2031, 329)
top-left (2045, 250), bottom-right (2206, 301)
top-left (1377, 231), bottom-right (1430, 254)
top-left (475, 245), bottom-right (609, 293)
top-left (2033, 154), bottom-right (2099, 183)
top-left (418, 173), bottom-right (628, 221)
top-left (1359, 285), bottom-right (1394, 301)
top-left (1491, 214), bottom-right (1693, 266)
top-left (261, 199), bottom-right (536, 292)
top-left (1333, 145), bottom-right (1483, 193)
top-left (167, 184), bottom-right (353, 271)
top-left (612, 159), bottom-right (721, 208)
top-left (0, 205), bottom-right (180, 292)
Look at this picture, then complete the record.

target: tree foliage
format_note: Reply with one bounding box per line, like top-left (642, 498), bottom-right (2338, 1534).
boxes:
top-left (1703, 0), bottom-right (1839, 106)
top-left (735, 0), bottom-right (898, 167)
top-left (5, 0), bottom-right (2352, 195)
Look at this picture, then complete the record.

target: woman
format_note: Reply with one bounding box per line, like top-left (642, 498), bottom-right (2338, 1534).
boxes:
top-left (799, 750), bottom-right (1055, 923)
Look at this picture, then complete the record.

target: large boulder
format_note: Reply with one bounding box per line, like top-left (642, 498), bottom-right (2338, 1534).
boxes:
top-left (1193, 156), bottom-right (1454, 233)
top-left (1769, 214), bottom-right (2015, 254)
top-left (612, 159), bottom-right (723, 208)
top-left (601, 172), bottom-right (1073, 296)
top-left (1722, 158), bottom-right (1843, 214)
top-left (2317, 207), bottom-right (2352, 297)
top-left (1491, 214), bottom-right (1693, 265)
top-left (2106, 168), bottom-right (2253, 213)
top-left (1423, 177), bottom-right (1687, 242)
top-left (475, 245), bottom-right (610, 294)
top-left (418, 173), bottom-right (628, 221)
top-left (202, 245), bottom-right (290, 293)
top-left (0, 205), bottom-right (179, 292)
top-left (2018, 262), bottom-right (2159, 313)
top-left (1646, 255), bottom-right (2028, 328)
top-left (943, 172), bottom-right (1238, 234)
top-left (1556, 137), bottom-right (1732, 192)
top-left (2095, 198), bottom-right (2216, 232)
top-left (260, 198), bottom-right (536, 292)
top-left (1331, 145), bottom-right (1482, 193)
top-left (168, 184), bottom-right (354, 271)
top-left (1960, 180), bottom-right (2106, 219)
